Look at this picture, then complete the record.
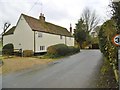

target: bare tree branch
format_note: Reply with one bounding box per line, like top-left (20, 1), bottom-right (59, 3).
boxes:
top-left (82, 8), bottom-right (100, 33)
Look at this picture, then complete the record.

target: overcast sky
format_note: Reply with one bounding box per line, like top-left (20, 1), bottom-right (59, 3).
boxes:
top-left (0, 0), bottom-right (111, 33)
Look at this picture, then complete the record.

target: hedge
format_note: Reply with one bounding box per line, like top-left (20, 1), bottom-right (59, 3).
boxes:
top-left (2, 43), bottom-right (14, 55)
top-left (68, 46), bottom-right (80, 54)
top-left (47, 44), bottom-right (80, 58)
top-left (47, 44), bottom-right (69, 56)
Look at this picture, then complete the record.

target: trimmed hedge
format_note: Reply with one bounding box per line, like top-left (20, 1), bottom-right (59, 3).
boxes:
top-left (23, 50), bottom-right (33, 57)
top-left (2, 43), bottom-right (14, 55)
top-left (47, 44), bottom-right (69, 56)
top-left (47, 44), bottom-right (80, 58)
top-left (68, 46), bottom-right (80, 54)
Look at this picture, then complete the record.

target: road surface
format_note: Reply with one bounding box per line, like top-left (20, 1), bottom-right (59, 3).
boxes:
top-left (0, 75), bottom-right (1, 89)
top-left (2, 50), bottom-right (103, 88)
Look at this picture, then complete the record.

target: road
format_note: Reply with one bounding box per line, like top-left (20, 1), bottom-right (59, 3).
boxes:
top-left (2, 50), bottom-right (103, 88)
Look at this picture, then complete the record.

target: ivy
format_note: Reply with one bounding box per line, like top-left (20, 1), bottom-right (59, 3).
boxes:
top-left (98, 20), bottom-right (118, 69)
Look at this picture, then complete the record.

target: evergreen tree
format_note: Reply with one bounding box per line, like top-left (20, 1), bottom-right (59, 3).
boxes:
top-left (112, 1), bottom-right (120, 34)
top-left (74, 18), bottom-right (86, 48)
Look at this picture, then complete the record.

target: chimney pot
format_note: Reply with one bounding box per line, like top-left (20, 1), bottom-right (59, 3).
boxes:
top-left (39, 13), bottom-right (45, 22)
top-left (70, 23), bottom-right (72, 34)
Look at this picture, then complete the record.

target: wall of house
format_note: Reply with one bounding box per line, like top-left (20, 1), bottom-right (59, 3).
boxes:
top-left (3, 15), bottom-right (34, 52)
top-left (13, 15), bottom-right (34, 51)
top-left (3, 14), bottom-right (74, 53)
top-left (3, 35), bottom-right (15, 46)
top-left (66, 37), bottom-right (74, 46)
top-left (35, 31), bottom-right (74, 52)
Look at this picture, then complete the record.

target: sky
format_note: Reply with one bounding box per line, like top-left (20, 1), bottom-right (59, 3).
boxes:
top-left (0, 0), bottom-right (111, 33)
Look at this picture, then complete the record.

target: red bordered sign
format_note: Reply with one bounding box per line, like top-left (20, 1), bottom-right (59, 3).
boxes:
top-left (112, 34), bottom-right (120, 46)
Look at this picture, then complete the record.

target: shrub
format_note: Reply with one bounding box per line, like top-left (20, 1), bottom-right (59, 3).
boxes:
top-left (68, 46), bottom-right (80, 54)
top-left (2, 43), bottom-right (14, 55)
top-left (47, 44), bottom-right (80, 58)
top-left (44, 53), bottom-right (60, 58)
top-left (23, 50), bottom-right (33, 57)
top-left (47, 44), bottom-right (69, 57)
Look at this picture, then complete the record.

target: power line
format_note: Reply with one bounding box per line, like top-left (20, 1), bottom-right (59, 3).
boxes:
top-left (40, 2), bottom-right (43, 13)
top-left (27, 0), bottom-right (40, 14)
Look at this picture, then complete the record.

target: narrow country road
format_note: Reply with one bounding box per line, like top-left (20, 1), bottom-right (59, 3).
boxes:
top-left (2, 50), bottom-right (103, 88)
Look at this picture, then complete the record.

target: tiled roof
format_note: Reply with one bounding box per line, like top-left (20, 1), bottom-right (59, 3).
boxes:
top-left (3, 26), bottom-right (16, 36)
top-left (22, 14), bottom-right (72, 37)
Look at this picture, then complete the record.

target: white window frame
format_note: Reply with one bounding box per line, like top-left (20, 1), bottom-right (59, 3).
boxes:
top-left (40, 46), bottom-right (45, 51)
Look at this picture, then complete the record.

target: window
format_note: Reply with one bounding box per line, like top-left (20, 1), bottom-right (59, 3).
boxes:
top-left (60, 35), bottom-right (62, 39)
top-left (40, 46), bottom-right (41, 50)
top-left (40, 46), bottom-right (45, 50)
top-left (38, 32), bottom-right (42, 38)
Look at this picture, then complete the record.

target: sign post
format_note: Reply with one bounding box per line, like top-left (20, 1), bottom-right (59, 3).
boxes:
top-left (112, 34), bottom-right (120, 86)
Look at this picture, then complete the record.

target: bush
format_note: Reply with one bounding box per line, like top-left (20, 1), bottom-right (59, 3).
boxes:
top-left (47, 44), bottom-right (80, 58)
top-left (2, 43), bottom-right (14, 55)
top-left (23, 50), bottom-right (33, 57)
top-left (47, 44), bottom-right (69, 56)
top-left (68, 46), bottom-right (80, 54)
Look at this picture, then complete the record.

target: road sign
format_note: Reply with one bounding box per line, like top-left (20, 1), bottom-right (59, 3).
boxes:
top-left (112, 34), bottom-right (120, 46)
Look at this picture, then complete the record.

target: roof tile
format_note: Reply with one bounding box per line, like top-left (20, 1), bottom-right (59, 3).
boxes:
top-left (22, 14), bottom-right (72, 37)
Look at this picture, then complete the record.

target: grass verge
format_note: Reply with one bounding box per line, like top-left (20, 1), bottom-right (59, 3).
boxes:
top-left (96, 57), bottom-right (118, 88)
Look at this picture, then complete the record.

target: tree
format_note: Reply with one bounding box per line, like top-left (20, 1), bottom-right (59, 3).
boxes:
top-left (1, 22), bottom-right (11, 47)
top-left (112, 1), bottom-right (120, 34)
top-left (98, 19), bottom-right (118, 82)
top-left (110, 1), bottom-right (120, 83)
top-left (74, 8), bottom-right (100, 48)
top-left (82, 8), bottom-right (100, 33)
top-left (74, 18), bottom-right (87, 48)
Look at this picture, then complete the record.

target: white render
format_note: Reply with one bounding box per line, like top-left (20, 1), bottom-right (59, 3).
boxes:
top-left (35, 31), bottom-right (74, 52)
top-left (3, 14), bottom-right (74, 53)
top-left (3, 15), bottom-right (34, 51)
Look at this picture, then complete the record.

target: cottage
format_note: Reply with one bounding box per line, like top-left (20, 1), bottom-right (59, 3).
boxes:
top-left (3, 13), bottom-right (74, 53)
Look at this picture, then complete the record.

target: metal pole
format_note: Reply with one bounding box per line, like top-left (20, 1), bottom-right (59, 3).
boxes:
top-left (118, 47), bottom-right (120, 90)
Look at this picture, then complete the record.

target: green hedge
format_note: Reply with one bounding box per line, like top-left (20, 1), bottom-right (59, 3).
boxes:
top-left (68, 46), bottom-right (80, 54)
top-left (98, 20), bottom-right (118, 68)
top-left (2, 43), bottom-right (14, 55)
top-left (47, 44), bottom-right (80, 58)
top-left (47, 44), bottom-right (69, 56)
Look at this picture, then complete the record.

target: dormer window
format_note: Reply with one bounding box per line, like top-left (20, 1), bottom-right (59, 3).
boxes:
top-left (38, 32), bottom-right (42, 38)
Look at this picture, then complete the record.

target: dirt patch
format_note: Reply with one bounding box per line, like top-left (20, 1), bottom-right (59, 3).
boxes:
top-left (1, 57), bottom-right (55, 74)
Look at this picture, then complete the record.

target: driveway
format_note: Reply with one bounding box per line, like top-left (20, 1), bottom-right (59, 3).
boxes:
top-left (2, 50), bottom-right (103, 88)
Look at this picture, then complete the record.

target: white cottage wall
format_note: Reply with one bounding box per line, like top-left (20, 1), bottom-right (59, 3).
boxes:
top-left (3, 15), bottom-right (34, 51)
top-left (3, 14), bottom-right (74, 53)
top-left (35, 31), bottom-right (74, 52)
top-left (3, 35), bottom-right (15, 46)
top-left (13, 15), bottom-right (34, 51)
